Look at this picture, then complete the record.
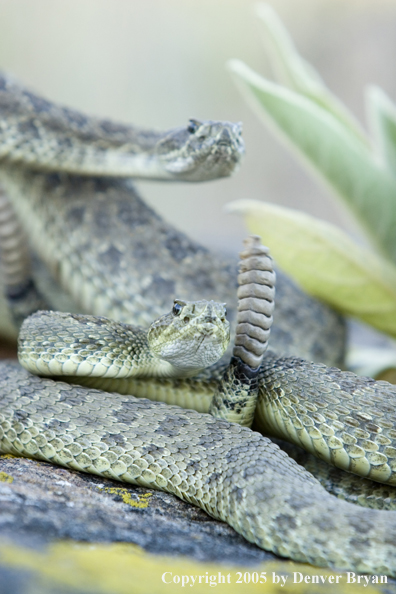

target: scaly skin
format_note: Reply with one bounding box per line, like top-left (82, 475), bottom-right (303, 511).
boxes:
top-left (10, 237), bottom-right (396, 576)
top-left (0, 74), bottom-right (345, 366)
top-left (0, 74), bottom-right (382, 574)
top-left (0, 74), bottom-right (244, 181)
top-left (0, 363), bottom-right (395, 576)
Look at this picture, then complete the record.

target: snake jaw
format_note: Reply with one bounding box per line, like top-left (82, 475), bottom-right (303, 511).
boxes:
top-left (165, 156), bottom-right (196, 175)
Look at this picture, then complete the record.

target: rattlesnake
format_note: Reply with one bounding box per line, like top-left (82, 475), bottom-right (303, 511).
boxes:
top-left (0, 73), bottom-right (344, 363)
top-left (0, 73), bottom-right (395, 575)
top-left (2, 236), bottom-right (396, 576)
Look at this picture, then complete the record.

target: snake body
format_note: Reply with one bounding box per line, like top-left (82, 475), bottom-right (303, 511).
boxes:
top-left (1, 362), bottom-right (396, 575)
top-left (18, 308), bottom-right (396, 486)
top-left (0, 74), bottom-right (244, 181)
top-left (12, 238), bottom-right (396, 576)
top-left (0, 74), bottom-right (395, 575)
top-left (0, 74), bottom-right (344, 366)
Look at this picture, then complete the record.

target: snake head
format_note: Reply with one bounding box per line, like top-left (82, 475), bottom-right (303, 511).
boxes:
top-left (159, 120), bottom-right (245, 181)
top-left (148, 299), bottom-right (230, 374)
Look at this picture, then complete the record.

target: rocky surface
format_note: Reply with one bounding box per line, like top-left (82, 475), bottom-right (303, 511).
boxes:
top-left (0, 454), bottom-right (273, 566)
top-left (0, 453), bottom-right (276, 594)
top-left (0, 453), bottom-right (395, 594)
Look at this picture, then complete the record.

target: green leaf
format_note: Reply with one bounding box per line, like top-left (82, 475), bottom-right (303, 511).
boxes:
top-left (227, 59), bottom-right (396, 263)
top-left (227, 199), bottom-right (396, 338)
top-left (367, 85), bottom-right (396, 175)
top-left (255, 3), bottom-right (368, 146)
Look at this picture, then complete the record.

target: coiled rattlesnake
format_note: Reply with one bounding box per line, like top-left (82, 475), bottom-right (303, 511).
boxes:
top-left (1, 74), bottom-right (395, 576)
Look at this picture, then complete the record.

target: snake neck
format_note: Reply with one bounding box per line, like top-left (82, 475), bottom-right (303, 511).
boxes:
top-left (0, 73), bottom-right (244, 181)
top-left (17, 303), bottom-right (229, 382)
top-left (17, 311), bottom-right (189, 381)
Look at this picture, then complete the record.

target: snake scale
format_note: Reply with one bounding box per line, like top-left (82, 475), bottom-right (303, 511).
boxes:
top-left (0, 73), bottom-right (396, 576)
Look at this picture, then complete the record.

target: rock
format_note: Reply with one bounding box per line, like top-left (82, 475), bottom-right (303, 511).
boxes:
top-left (0, 453), bottom-right (273, 564)
top-left (1, 455), bottom-right (394, 594)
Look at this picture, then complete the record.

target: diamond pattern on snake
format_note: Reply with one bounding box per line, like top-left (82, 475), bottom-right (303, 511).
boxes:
top-left (0, 74), bottom-right (395, 577)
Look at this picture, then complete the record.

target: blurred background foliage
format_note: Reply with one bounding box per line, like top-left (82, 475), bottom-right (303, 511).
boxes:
top-left (226, 4), bottom-right (396, 342)
top-left (1, 0), bottom-right (396, 256)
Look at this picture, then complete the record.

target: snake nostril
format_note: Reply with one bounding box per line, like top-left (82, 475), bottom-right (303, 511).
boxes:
top-left (183, 317), bottom-right (190, 324)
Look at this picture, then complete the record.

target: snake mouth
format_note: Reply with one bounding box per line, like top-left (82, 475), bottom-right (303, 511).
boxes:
top-left (216, 140), bottom-right (235, 148)
top-left (210, 135), bottom-right (244, 155)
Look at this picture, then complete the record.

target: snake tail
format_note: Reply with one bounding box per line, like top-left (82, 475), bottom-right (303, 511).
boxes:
top-left (210, 236), bottom-right (275, 426)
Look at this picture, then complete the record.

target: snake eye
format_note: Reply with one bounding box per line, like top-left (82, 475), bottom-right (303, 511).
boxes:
top-left (187, 119), bottom-right (200, 134)
top-left (172, 302), bottom-right (183, 316)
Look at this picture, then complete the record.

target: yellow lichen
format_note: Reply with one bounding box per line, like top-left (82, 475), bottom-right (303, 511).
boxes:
top-left (0, 471), bottom-right (13, 483)
top-left (98, 486), bottom-right (153, 508)
top-left (0, 540), bottom-right (389, 594)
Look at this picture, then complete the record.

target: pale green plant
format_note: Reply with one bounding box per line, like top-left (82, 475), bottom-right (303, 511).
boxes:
top-left (226, 4), bottom-right (396, 346)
